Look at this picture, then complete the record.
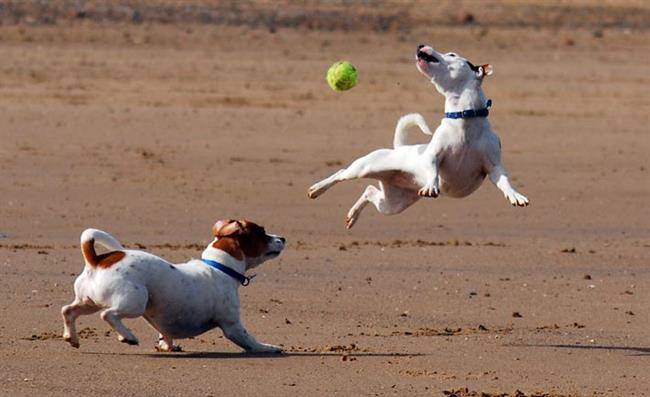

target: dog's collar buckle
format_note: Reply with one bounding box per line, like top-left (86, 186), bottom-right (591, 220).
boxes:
top-left (201, 258), bottom-right (254, 286)
top-left (445, 99), bottom-right (492, 119)
top-left (241, 274), bottom-right (255, 286)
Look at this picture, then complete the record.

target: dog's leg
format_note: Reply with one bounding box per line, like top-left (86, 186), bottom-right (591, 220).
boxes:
top-left (221, 321), bottom-right (282, 354)
top-left (156, 334), bottom-right (181, 352)
top-left (142, 314), bottom-right (182, 352)
top-left (100, 309), bottom-right (141, 345)
top-left (418, 145), bottom-right (441, 197)
top-left (308, 169), bottom-right (345, 199)
top-left (345, 185), bottom-right (375, 229)
top-left (308, 149), bottom-right (394, 199)
top-left (346, 183), bottom-right (420, 228)
top-left (488, 164), bottom-right (529, 207)
top-left (61, 298), bottom-right (100, 348)
top-left (99, 283), bottom-right (147, 345)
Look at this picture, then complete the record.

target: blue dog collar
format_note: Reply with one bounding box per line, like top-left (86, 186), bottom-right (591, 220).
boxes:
top-left (201, 258), bottom-right (254, 286)
top-left (444, 99), bottom-right (492, 119)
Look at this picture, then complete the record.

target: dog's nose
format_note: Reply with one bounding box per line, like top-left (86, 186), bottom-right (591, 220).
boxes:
top-left (418, 44), bottom-right (426, 51)
top-left (279, 237), bottom-right (286, 244)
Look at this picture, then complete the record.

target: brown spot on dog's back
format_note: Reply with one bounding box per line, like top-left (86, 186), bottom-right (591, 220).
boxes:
top-left (96, 251), bottom-right (126, 268)
top-left (81, 238), bottom-right (125, 268)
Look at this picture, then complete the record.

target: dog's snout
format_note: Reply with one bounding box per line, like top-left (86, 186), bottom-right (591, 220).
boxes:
top-left (417, 44), bottom-right (425, 50)
top-left (417, 47), bottom-right (439, 64)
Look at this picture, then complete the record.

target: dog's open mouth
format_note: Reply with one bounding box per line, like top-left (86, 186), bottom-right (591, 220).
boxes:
top-left (417, 50), bottom-right (439, 64)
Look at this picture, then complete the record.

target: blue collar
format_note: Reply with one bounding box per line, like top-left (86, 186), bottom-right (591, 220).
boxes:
top-left (201, 258), bottom-right (254, 286)
top-left (444, 99), bottom-right (492, 119)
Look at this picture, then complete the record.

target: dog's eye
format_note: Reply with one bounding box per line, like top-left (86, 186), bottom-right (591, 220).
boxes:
top-left (447, 53), bottom-right (457, 57)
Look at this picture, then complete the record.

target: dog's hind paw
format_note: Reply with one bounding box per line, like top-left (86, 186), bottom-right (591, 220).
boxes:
top-left (307, 184), bottom-right (325, 199)
top-left (63, 335), bottom-right (80, 348)
top-left (345, 215), bottom-right (358, 229)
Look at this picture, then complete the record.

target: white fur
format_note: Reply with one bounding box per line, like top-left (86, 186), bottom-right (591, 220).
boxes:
top-left (393, 113), bottom-right (433, 148)
top-left (308, 45), bottom-right (529, 228)
top-left (80, 228), bottom-right (124, 252)
top-left (62, 227), bottom-right (285, 353)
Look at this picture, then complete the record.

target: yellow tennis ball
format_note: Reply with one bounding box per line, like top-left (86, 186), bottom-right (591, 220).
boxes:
top-left (326, 61), bottom-right (358, 91)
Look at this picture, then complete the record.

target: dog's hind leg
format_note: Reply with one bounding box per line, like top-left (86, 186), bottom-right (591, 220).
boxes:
top-left (308, 149), bottom-right (394, 199)
top-left (99, 283), bottom-right (148, 345)
top-left (346, 183), bottom-right (420, 228)
top-left (345, 185), bottom-right (376, 229)
top-left (308, 169), bottom-right (346, 199)
top-left (62, 297), bottom-right (100, 348)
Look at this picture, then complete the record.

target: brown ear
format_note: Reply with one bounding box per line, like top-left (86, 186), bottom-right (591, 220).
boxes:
top-left (212, 219), bottom-right (242, 238)
top-left (478, 64), bottom-right (493, 77)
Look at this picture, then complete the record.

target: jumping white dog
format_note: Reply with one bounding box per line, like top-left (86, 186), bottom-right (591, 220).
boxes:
top-left (308, 44), bottom-right (529, 228)
top-left (61, 219), bottom-right (286, 353)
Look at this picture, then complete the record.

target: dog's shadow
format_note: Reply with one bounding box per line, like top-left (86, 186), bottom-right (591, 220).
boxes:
top-left (511, 343), bottom-right (650, 357)
top-left (82, 350), bottom-right (426, 359)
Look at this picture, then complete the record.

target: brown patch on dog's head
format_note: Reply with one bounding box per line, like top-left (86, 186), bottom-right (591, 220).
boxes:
top-left (212, 219), bottom-right (241, 238)
top-left (236, 221), bottom-right (270, 259)
top-left (211, 219), bottom-right (271, 262)
top-left (212, 237), bottom-right (244, 261)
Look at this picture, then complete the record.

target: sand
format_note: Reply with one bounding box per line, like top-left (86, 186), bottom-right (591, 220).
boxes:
top-left (0, 2), bottom-right (649, 396)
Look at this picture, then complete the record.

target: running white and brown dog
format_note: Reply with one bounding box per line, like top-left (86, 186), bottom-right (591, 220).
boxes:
top-left (62, 219), bottom-right (285, 353)
top-left (308, 44), bottom-right (529, 228)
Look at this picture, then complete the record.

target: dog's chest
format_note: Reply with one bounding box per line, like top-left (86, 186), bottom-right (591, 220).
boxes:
top-left (437, 130), bottom-right (487, 196)
top-left (437, 123), bottom-right (485, 165)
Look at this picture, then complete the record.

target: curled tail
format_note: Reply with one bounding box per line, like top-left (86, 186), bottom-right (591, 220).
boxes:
top-left (393, 113), bottom-right (433, 148)
top-left (80, 228), bottom-right (125, 268)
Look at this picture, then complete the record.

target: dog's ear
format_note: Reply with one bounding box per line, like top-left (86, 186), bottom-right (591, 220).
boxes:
top-left (468, 60), bottom-right (493, 78)
top-left (212, 219), bottom-right (243, 238)
top-left (478, 64), bottom-right (493, 78)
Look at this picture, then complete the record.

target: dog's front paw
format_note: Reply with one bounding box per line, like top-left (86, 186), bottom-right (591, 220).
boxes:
top-left (418, 182), bottom-right (439, 198)
top-left (155, 343), bottom-right (182, 352)
top-left (264, 344), bottom-right (284, 354)
top-left (506, 191), bottom-right (529, 207)
top-left (249, 343), bottom-right (283, 354)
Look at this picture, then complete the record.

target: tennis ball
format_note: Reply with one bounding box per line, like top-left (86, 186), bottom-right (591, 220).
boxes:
top-left (326, 61), bottom-right (358, 91)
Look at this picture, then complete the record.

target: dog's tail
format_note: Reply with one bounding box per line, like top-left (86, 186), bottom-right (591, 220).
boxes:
top-left (393, 113), bottom-right (433, 148)
top-left (80, 228), bottom-right (125, 268)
